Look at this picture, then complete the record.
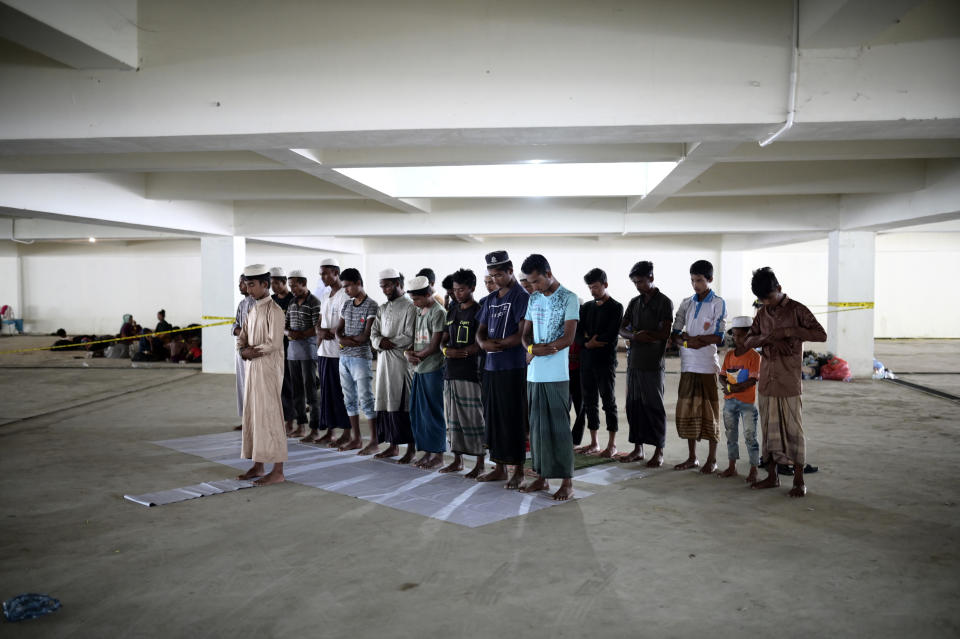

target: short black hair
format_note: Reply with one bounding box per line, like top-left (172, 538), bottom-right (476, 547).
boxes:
top-left (340, 268), bottom-right (362, 285)
top-left (751, 266), bottom-right (780, 299)
top-left (583, 268), bottom-right (606, 285)
top-left (629, 261), bottom-right (653, 279)
top-left (158, 309), bottom-right (166, 316)
top-left (248, 273), bottom-right (271, 286)
top-left (416, 268), bottom-right (436, 285)
top-left (520, 254), bottom-right (551, 277)
top-left (451, 268), bottom-right (476, 288)
top-left (441, 274), bottom-right (455, 291)
top-left (487, 261), bottom-right (512, 273)
top-left (690, 260), bottom-right (714, 280)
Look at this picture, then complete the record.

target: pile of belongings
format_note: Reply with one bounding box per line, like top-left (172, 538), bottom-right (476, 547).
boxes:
top-left (802, 351), bottom-right (852, 382)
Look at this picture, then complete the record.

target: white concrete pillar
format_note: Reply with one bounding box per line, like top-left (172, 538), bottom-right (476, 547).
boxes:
top-left (719, 250), bottom-right (746, 318)
top-left (827, 230), bottom-right (875, 378)
top-left (201, 236), bottom-right (245, 374)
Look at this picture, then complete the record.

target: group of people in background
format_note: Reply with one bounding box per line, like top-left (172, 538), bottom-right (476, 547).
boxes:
top-left (232, 251), bottom-right (826, 500)
top-left (50, 310), bottom-right (203, 362)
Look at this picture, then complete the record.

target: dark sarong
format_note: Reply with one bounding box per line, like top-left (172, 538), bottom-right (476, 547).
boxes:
top-left (377, 385), bottom-right (415, 445)
top-left (317, 356), bottom-right (350, 430)
top-left (758, 394), bottom-right (805, 466)
top-left (482, 367), bottom-right (527, 465)
top-left (528, 381), bottom-right (574, 479)
top-left (411, 369), bottom-right (446, 453)
top-left (675, 371), bottom-right (720, 442)
top-left (444, 379), bottom-right (485, 456)
top-left (626, 368), bottom-right (666, 448)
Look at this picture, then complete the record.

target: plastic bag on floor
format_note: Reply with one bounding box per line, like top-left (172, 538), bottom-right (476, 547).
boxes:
top-left (2, 593), bottom-right (61, 622)
top-left (821, 356), bottom-right (852, 382)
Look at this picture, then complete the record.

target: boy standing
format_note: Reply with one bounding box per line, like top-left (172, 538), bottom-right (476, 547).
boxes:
top-left (371, 269), bottom-right (417, 463)
top-left (313, 259), bottom-right (353, 447)
top-left (717, 316), bottom-right (762, 483)
top-left (574, 268), bottom-right (624, 458)
top-left (232, 274), bottom-right (255, 430)
top-left (285, 269), bottom-right (322, 439)
top-left (745, 267), bottom-right (826, 497)
top-left (406, 275), bottom-right (447, 469)
top-left (439, 269), bottom-right (486, 478)
top-left (269, 267), bottom-right (296, 434)
top-left (236, 264), bottom-right (287, 486)
top-left (671, 260), bottom-right (726, 474)
top-left (476, 251), bottom-right (530, 489)
top-left (617, 261), bottom-right (674, 466)
top-left (336, 268), bottom-right (379, 454)
top-left (519, 254), bottom-right (580, 501)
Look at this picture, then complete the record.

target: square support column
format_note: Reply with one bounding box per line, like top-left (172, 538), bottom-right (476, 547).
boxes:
top-left (827, 230), bottom-right (875, 378)
top-left (719, 250), bottom-right (746, 319)
top-left (201, 237), bottom-right (245, 374)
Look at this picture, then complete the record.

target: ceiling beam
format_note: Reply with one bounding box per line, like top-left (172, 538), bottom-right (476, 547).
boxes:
top-left (626, 141), bottom-right (741, 212)
top-left (145, 170), bottom-right (364, 201)
top-left (0, 151), bottom-right (286, 174)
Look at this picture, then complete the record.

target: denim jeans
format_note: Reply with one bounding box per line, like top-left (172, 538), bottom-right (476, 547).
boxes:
top-left (723, 397), bottom-right (759, 466)
top-left (340, 356), bottom-right (376, 420)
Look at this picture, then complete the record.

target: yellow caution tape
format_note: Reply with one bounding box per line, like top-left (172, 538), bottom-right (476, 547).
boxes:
top-left (828, 302), bottom-right (874, 308)
top-left (0, 320), bottom-right (233, 355)
top-left (201, 315), bottom-right (235, 320)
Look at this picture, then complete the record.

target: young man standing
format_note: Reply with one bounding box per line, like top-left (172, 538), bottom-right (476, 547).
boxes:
top-left (233, 274), bottom-right (256, 431)
top-left (671, 260), bottom-right (727, 474)
top-left (440, 269), bottom-right (486, 478)
top-left (574, 268), bottom-right (624, 458)
top-left (336, 268), bottom-right (379, 454)
top-left (745, 267), bottom-right (826, 497)
top-left (314, 258), bottom-right (353, 448)
top-left (416, 267), bottom-right (446, 308)
top-left (371, 269), bottom-right (417, 463)
top-left (236, 264), bottom-right (287, 486)
top-left (617, 261), bottom-right (674, 466)
top-left (285, 269), bottom-right (322, 440)
top-left (518, 254), bottom-right (580, 501)
top-left (476, 251), bottom-right (530, 489)
top-left (406, 275), bottom-right (447, 469)
top-left (270, 267), bottom-right (295, 434)
top-left (483, 274), bottom-right (497, 296)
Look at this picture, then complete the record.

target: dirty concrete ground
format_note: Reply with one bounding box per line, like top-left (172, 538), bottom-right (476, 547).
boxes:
top-left (0, 339), bottom-right (957, 638)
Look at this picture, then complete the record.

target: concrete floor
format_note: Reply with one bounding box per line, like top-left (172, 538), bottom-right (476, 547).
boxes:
top-left (1, 340), bottom-right (958, 637)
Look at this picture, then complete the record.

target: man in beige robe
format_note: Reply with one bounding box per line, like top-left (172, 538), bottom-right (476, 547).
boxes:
top-left (237, 264), bottom-right (288, 486)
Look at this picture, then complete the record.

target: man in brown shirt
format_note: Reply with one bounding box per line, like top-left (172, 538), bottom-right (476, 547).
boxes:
top-left (744, 267), bottom-right (826, 497)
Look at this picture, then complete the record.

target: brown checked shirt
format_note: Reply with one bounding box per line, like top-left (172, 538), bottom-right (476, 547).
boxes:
top-left (745, 295), bottom-right (826, 398)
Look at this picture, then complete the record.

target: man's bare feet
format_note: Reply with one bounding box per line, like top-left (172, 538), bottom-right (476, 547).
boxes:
top-left (238, 464), bottom-right (263, 480)
top-left (750, 474), bottom-right (780, 489)
top-left (645, 450), bottom-right (664, 468)
top-left (420, 454), bottom-right (443, 470)
top-left (313, 429), bottom-right (333, 445)
top-left (300, 429), bottom-right (320, 444)
top-left (789, 482), bottom-right (807, 497)
top-left (505, 468), bottom-right (524, 490)
top-left (375, 444), bottom-right (399, 459)
top-left (674, 457), bottom-right (700, 470)
top-left (575, 444), bottom-right (600, 455)
top-left (397, 447), bottom-right (416, 464)
top-left (464, 460), bottom-right (485, 479)
top-left (412, 452), bottom-right (430, 468)
top-left (233, 424), bottom-right (243, 431)
top-left (717, 462), bottom-right (738, 478)
top-left (478, 466), bottom-right (507, 482)
top-left (339, 438), bottom-right (363, 452)
top-left (330, 432), bottom-right (351, 449)
top-left (745, 466), bottom-right (758, 484)
top-left (520, 477), bottom-right (549, 493)
top-left (291, 425), bottom-right (309, 439)
top-left (700, 459), bottom-right (718, 474)
top-left (283, 420), bottom-right (294, 436)
top-left (254, 468), bottom-right (285, 486)
top-left (597, 445), bottom-right (618, 459)
top-left (358, 441), bottom-right (380, 456)
top-left (615, 449), bottom-right (644, 463)
top-left (523, 467), bottom-right (539, 478)
top-left (552, 481), bottom-right (574, 501)
top-left (439, 455), bottom-right (464, 474)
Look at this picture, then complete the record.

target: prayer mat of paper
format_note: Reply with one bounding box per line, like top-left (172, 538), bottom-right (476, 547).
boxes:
top-left (124, 478), bottom-right (254, 506)
top-left (150, 432), bottom-right (593, 528)
top-left (572, 453), bottom-right (616, 470)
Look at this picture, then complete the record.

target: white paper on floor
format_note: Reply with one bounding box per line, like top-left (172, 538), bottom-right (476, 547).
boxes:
top-left (124, 478), bottom-right (255, 507)
top-left (573, 464), bottom-right (647, 485)
top-left (151, 431), bottom-right (591, 527)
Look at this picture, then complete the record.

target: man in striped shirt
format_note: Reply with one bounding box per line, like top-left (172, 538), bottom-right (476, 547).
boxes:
top-left (285, 269), bottom-right (322, 439)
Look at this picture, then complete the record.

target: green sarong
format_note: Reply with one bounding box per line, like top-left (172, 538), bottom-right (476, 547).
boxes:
top-left (527, 381), bottom-right (575, 479)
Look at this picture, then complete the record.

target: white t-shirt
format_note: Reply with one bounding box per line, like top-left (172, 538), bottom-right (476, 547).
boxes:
top-left (671, 290), bottom-right (727, 374)
top-left (318, 287), bottom-right (349, 358)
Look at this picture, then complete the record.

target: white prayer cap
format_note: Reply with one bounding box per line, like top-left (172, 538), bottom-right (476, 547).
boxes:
top-left (728, 315), bottom-right (752, 332)
top-left (378, 268), bottom-right (400, 280)
top-left (269, 266), bottom-right (286, 278)
top-left (288, 269), bottom-right (308, 279)
top-left (243, 264), bottom-right (269, 277)
top-left (320, 258), bottom-right (340, 269)
top-left (407, 275), bottom-right (430, 292)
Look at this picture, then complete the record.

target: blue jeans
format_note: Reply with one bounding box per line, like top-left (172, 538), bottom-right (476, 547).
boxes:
top-left (339, 356), bottom-right (376, 420)
top-left (723, 397), bottom-right (759, 466)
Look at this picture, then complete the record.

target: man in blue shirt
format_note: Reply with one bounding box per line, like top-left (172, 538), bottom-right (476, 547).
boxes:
top-left (519, 254), bottom-right (580, 501)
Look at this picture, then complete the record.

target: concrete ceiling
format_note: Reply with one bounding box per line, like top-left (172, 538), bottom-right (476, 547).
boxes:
top-left (0, 0), bottom-right (958, 253)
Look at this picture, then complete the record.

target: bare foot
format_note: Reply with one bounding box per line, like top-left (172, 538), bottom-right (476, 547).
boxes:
top-left (283, 420), bottom-right (294, 436)
top-left (674, 458), bottom-right (700, 470)
top-left (520, 477), bottom-right (549, 493)
top-left (552, 483), bottom-right (574, 501)
top-left (575, 444), bottom-right (599, 455)
top-left (789, 483), bottom-right (807, 497)
top-left (464, 463), bottom-right (484, 479)
top-left (412, 453), bottom-right (430, 468)
top-left (237, 465), bottom-right (263, 480)
top-left (291, 425), bottom-right (310, 439)
top-left (233, 425), bottom-right (243, 431)
top-left (478, 467), bottom-right (507, 482)
top-left (700, 459), bottom-right (718, 474)
top-left (597, 445), bottom-right (618, 459)
top-left (439, 459), bottom-right (464, 474)
top-left (751, 474), bottom-right (780, 490)
top-left (420, 455), bottom-right (443, 470)
top-left (358, 441), bottom-right (381, 456)
top-left (299, 431), bottom-right (319, 444)
top-left (523, 467), bottom-right (538, 478)
top-left (313, 430), bottom-right (333, 445)
top-left (330, 433), bottom-right (351, 449)
top-left (397, 448), bottom-right (416, 464)
top-left (339, 438), bottom-right (362, 452)
top-left (375, 445), bottom-right (399, 459)
top-left (745, 467), bottom-right (758, 484)
top-left (717, 464), bottom-right (739, 478)
top-left (505, 469), bottom-right (524, 490)
top-left (254, 469), bottom-right (285, 486)
top-left (645, 452), bottom-right (664, 468)
top-left (615, 450), bottom-right (644, 463)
